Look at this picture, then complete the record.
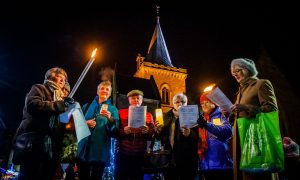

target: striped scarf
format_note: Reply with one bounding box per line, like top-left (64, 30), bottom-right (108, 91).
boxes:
top-left (44, 80), bottom-right (64, 129)
top-left (44, 80), bottom-right (64, 101)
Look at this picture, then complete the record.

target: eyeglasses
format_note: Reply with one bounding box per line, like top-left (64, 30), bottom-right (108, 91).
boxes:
top-left (231, 68), bottom-right (243, 76)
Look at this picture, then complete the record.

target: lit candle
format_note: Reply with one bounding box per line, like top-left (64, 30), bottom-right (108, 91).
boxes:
top-left (69, 48), bottom-right (98, 98)
top-left (155, 108), bottom-right (164, 126)
top-left (203, 83), bottom-right (216, 92)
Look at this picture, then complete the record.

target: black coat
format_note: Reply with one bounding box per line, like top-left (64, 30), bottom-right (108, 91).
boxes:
top-left (157, 109), bottom-right (198, 172)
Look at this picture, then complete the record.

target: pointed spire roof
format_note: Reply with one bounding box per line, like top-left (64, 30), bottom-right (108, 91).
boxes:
top-left (145, 6), bottom-right (173, 67)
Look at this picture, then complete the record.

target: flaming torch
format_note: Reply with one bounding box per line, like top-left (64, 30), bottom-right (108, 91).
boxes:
top-left (69, 48), bottom-right (98, 98)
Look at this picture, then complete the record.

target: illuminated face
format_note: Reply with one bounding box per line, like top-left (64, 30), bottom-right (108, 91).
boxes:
top-left (173, 98), bottom-right (187, 111)
top-left (97, 85), bottom-right (111, 101)
top-left (231, 65), bottom-right (249, 84)
top-left (51, 73), bottom-right (66, 89)
top-left (201, 100), bottom-right (215, 114)
top-left (128, 95), bottom-right (143, 107)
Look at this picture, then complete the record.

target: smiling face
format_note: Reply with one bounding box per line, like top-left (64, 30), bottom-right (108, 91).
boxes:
top-left (231, 64), bottom-right (250, 84)
top-left (97, 84), bottom-right (112, 102)
top-left (201, 100), bottom-right (215, 114)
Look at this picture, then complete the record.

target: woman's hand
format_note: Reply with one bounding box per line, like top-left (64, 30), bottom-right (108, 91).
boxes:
top-left (181, 127), bottom-right (190, 137)
top-left (221, 108), bottom-right (231, 118)
top-left (86, 118), bottom-right (96, 128)
top-left (231, 104), bottom-right (247, 113)
top-left (100, 110), bottom-right (114, 123)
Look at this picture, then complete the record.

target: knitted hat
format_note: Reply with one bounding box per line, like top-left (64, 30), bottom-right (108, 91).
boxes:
top-left (127, 89), bottom-right (144, 97)
top-left (231, 58), bottom-right (258, 77)
top-left (200, 92), bottom-right (211, 103)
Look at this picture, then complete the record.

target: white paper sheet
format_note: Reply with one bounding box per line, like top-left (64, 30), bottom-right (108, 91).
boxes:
top-left (128, 106), bottom-right (146, 128)
top-left (207, 87), bottom-right (233, 113)
top-left (72, 108), bottom-right (91, 142)
top-left (178, 105), bottom-right (199, 128)
top-left (59, 102), bottom-right (91, 142)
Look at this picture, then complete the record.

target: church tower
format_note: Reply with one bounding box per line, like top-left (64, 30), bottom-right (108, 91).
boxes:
top-left (134, 6), bottom-right (187, 113)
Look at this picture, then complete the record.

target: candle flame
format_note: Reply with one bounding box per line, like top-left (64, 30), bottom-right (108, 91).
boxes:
top-left (91, 48), bottom-right (98, 58)
top-left (203, 84), bottom-right (216, 92)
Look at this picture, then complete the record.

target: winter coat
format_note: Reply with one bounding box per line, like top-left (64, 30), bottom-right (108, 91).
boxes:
top-left (199, 107), bottom-right (233, 170)
top-left (78, 97), bottom-right (119, 163)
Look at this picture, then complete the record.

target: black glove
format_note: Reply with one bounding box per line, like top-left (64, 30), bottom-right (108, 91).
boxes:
top-left (197, 114), bottom-right (207, 129)
top-left (63, 97), bottom-right (75, 107)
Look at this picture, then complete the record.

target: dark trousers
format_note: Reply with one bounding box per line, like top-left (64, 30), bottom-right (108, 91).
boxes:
top-left (77, 161), bottom-right (105, 180)
top-left (199, 170), bottom-right (233, 180)
top-left (163, 160), bottom-right (198, 180)
top-left (115, 153), bottom-right (144, 180)
top-left (18, 158), bottom-right (58, 180)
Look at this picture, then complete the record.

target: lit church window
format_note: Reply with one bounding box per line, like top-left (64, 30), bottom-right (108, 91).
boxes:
top-left (162, 87), bottom-right (169, 104)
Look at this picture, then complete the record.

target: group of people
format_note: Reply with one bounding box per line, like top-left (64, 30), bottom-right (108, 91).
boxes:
top-left (12, 57), bottom-right (289, 180)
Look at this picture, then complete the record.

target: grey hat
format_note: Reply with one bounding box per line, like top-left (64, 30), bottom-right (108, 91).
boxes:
top-left (231, 58), bottom-right (258, 77)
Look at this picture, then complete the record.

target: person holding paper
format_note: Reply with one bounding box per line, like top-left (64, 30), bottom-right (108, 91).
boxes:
top-left (13, 67), bottom-right (74, 180)
top-left (226, 58), bottom-right (279, 180)
top-left (155, 93), bottom-right (198, 180)
top-left (116, 89), bottom-right (155, 180)
top-left (198, 92), bottom-right (233, 179)
top-left (77, 80), bottom-right (119, 180)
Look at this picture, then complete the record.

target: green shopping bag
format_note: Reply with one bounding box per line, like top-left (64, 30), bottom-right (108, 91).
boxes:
top-left (237, 111), bottom-right (284, 173)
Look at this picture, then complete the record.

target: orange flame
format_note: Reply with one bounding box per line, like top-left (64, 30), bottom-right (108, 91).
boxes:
top-left (91, 48), bottom-right (98, 59)
top-left (203, 84), bottom-right (216, 92)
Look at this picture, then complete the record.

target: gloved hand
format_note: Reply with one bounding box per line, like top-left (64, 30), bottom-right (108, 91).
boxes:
top-left (197, 114), bottom-right (207, 129)
top-left (63, 97), bottom-right (75, 107)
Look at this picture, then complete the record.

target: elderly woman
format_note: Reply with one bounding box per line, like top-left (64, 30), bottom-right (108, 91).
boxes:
top-left (77, 80), bottom-right (119, 180)
top-left (14, 67), bottom-right (71, 180)
top-left (156, 93), bottom-right (198, 180)
top-left (227, 58), bottom-right (278, 180)
top-left (198, 92), bottom-right (233, 179)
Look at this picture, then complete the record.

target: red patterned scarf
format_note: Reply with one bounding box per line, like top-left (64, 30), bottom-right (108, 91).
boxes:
top-left (198, 113), bottom-right (209, 159)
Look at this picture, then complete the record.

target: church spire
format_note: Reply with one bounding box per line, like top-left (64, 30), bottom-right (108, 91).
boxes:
top-left (145, 6), bottom-right (173, 67)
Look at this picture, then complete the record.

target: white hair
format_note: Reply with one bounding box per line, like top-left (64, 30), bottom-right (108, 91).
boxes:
top-left (172, 93), bottom-right (188, 105)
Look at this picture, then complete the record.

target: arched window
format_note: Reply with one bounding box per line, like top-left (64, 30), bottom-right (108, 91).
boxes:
top-left (162, 87), bottom-right (169, 104)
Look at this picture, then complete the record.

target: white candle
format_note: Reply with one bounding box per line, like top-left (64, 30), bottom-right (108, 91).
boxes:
top-left (69, 48), bottom-right (98, 98)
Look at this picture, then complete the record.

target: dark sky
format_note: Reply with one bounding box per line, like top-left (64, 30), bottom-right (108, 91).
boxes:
top-left (0, 1), bottom-right (299, 132)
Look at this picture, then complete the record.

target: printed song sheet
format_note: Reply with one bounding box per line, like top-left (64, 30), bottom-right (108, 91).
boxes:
top-left (128, 106), bottom-right (146, 128)
top-left (178, 105), bottom-right (199, 128)
top-left (207, 87), bottom-right (233, 113)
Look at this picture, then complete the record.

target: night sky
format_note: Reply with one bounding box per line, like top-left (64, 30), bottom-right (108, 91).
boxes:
top-left (0, 1), bottom-right (299, 133)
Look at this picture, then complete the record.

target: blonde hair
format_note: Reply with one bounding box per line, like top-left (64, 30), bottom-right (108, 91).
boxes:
top-left (97, 80), bottom-right (112, 93)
